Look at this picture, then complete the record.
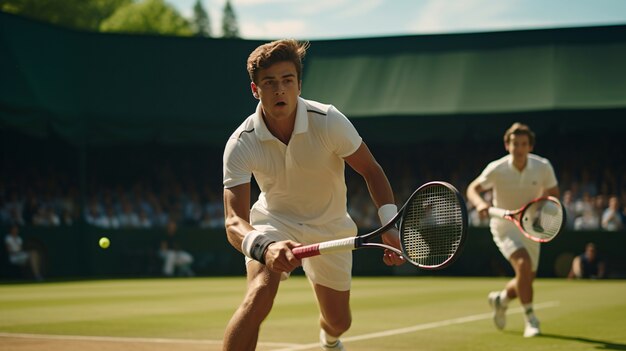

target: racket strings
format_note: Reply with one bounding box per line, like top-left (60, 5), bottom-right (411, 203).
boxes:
top-left (401, 185), bottom-right (465, 267)
top-left (522, 200), bottom-right (563, 239)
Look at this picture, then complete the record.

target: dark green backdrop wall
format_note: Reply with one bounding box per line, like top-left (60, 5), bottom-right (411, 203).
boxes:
top-left (3, 225), bottom-right (623, 280)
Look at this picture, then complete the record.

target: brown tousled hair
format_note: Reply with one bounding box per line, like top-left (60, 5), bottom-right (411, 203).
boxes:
top-left (504, 122), bottom-right (535, 146)
top-left (247, 39), bottom-right (309, 83)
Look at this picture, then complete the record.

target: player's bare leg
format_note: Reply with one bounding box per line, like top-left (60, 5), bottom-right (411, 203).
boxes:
top-left (222, 263), bottom-right (282, 351)
top-left (488, 248), bottom-right (536, 331)
top-left (508, 249), bottom-right (534, 303)
top-left (508, 249), bottom-right (540, 337)
top-left (314, 284), bottom-right (351, 350)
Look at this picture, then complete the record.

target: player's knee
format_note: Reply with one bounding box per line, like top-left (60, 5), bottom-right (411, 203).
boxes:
top-left (513, 256), bottom-right (532, 274)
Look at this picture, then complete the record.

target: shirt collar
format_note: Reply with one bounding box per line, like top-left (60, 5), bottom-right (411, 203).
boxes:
top-left (507, 154), bottom-right (533, 172)
top-left (253, 97), bottom-right (309, 141)
top-left (293, 97), bottom-right (309, 135)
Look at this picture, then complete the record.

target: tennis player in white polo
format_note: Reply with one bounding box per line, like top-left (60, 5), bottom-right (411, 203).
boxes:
top-left (222, 39), bottom-right (404, 351)
top-left (467, 122), bottom-right (560, 338)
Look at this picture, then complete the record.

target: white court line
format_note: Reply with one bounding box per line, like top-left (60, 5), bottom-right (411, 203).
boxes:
top-left (273, 300), bottom-right (561, 351)
top-left (0, 332), bottom-right (298, 348)
top-left (0, 301), bottom-right (559, 350)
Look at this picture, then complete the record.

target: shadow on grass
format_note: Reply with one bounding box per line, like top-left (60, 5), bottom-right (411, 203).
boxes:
top-left (539, 333), bottom-right (626, 350)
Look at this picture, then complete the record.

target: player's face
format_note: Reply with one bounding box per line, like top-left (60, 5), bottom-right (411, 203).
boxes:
top-left (505, 134), bottom-right (533, 161)
top-left (251, 61), bottom-right (301, 122)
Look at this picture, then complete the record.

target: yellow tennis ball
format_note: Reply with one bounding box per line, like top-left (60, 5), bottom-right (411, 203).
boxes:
top-left (99, 237), bottom-right (110, 249)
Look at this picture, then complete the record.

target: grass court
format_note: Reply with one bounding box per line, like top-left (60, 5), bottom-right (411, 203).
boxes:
top-left (1, 276), bottom-right (625, 350)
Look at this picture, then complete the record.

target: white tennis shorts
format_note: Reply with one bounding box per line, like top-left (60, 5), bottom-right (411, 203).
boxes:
top-left (491, 220), bottom-right (540, 272)
top-left (246, 210), bottom-right (357, 291)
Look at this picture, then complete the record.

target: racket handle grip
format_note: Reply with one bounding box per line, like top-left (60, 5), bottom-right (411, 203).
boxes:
top-left (488, 207), bottom-right (508, 218)
top-left (292, 244), bottom-right (321, 259)
top-left (292, 237), bottom-right (357, 259)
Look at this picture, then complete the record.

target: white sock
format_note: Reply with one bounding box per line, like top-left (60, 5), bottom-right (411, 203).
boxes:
top-left (499, 290), bottom-right (510, 307)
top-left (320, 329), bottom-right (338, 345)
top-left (522, 303), bottom-right (536, 322)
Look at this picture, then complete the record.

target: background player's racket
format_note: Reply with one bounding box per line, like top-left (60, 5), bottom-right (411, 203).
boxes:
top-left (488, 196), bottom-right (565, 243)
top-left (292, 181), bottom-right (468, 270)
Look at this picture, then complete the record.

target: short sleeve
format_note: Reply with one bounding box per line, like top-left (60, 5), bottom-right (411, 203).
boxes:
top-left (543, 159), bottom-right (558, 190)
top-left (476, 161), bottom-right (497, 190)
top-left (223, 137), bottom-right (252, 189)
top-left (325, 106), bottom-right (362, 158)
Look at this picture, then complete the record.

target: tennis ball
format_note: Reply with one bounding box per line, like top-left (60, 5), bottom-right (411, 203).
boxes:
top-left (99, 237), bottom-right (110, 249)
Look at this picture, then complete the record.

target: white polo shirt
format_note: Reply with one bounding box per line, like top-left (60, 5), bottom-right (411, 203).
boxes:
top-left (477, 153), bottom-right (558, 234)
top-left (223, 97), bottom-right (362, 227)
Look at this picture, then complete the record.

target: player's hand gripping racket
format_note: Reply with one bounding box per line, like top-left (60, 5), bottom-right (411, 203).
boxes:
top-left (292, 181), bottom-right (468, 270)
top-left (488, 196), bottom-right (566, 243)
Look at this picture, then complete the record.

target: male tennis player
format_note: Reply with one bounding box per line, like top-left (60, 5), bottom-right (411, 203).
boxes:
top-left (222, 39), bottom-right (404, 351)
top-left (466, 122), bottom-right (559, 338)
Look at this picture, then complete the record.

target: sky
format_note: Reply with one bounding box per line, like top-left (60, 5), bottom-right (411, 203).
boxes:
top-left (170, 0), bottom-right (626, 40)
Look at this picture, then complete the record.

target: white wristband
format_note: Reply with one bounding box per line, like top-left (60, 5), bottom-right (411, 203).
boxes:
top-left (377, 204), bottom-right (398, 225)
top-left (241, 230), bottom-right (262, 259)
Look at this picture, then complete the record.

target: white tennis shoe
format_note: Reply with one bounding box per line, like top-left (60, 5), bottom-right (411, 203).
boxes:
top-left (524, 317), bottom-right (541, 338)
top-left (320, 330), bottom-right (346, 351)
top-left (487, 291), bottom-right (507, 330)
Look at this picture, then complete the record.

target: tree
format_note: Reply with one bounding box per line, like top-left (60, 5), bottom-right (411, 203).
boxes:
top-left (100, 0), bottom-right (193, 36)
top-left (0, 0), bottom-right (131, 31)
top-left (192, 0), bottom-right (211, 37)
top-left (221, 0), bottom-right (239, 38)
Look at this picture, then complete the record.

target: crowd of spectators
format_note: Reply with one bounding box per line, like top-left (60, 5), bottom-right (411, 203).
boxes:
top-left (0, 165), bottom-right (225, 230)
top-left (1, 137), bottom-right (625, 233)
top-left (348, 171), bottom-right (626, 232)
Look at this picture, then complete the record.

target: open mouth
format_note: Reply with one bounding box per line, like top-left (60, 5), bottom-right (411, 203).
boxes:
top-left (275, 101), bottom-right (287, 106)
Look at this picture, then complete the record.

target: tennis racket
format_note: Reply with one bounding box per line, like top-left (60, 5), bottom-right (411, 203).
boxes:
top-left (488, 196), bottom-right (566, 243)
top-left (292, 181), bottom-right (468, 270)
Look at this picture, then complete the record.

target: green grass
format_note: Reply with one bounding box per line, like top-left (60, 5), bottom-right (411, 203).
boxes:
top-left (1, 277), bottom-right (625, 350)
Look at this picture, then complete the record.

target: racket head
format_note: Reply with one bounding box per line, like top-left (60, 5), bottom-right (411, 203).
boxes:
top-left (399, 181), bottom-right (468, 270)
top-left (519, 196), bottom-right (565, 242)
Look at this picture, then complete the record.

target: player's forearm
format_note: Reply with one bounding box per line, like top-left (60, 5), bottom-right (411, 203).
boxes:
top-left (365, 170), bottom-right (395, 209)
top-left (352, 156), bottom-right (393, 206)
top-left (225, 215), bottom-right (255, 253)
top-left (345, 142), bottom-right (395, 208)
top-left (223, 185), bottom-right (254, 253)
top-left (466, 180), bottom-right (488, 208)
